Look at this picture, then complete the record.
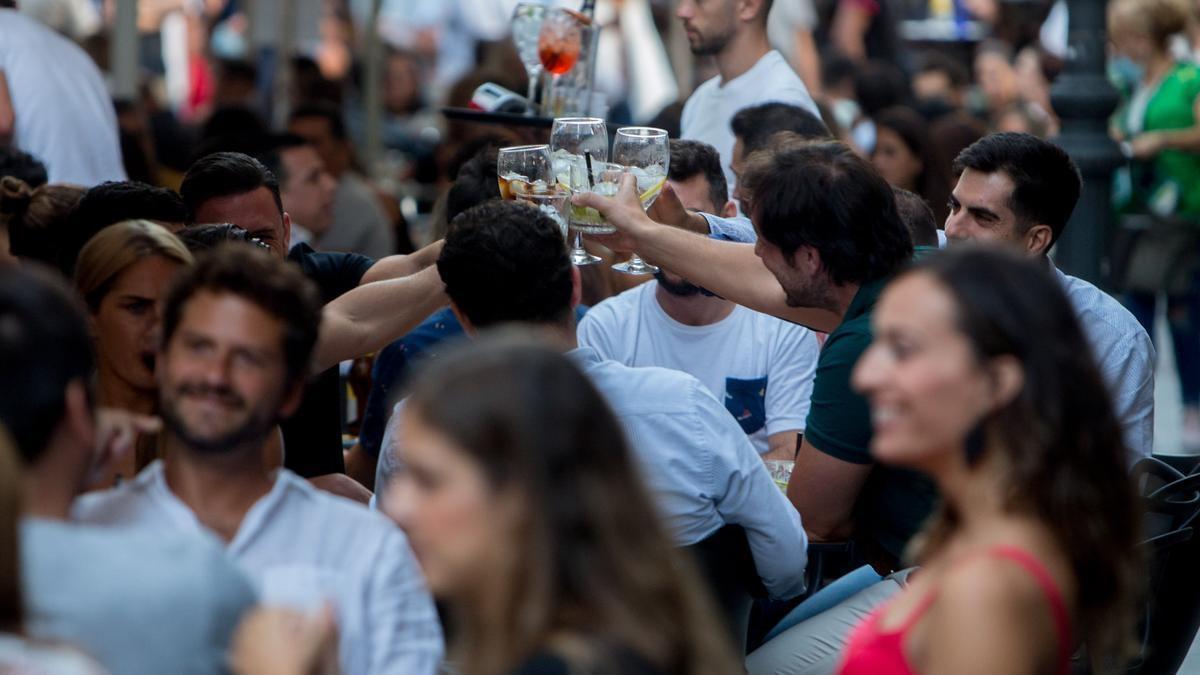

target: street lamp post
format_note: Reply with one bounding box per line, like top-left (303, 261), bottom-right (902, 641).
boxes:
top-left (1050, 0), bottom-right (1124, 289)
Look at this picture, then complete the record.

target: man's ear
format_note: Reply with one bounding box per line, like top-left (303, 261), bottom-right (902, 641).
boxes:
top-left (449, 301), bottom-right (477, 337)
top-left (63, 379), bottom-right (95, 452)
top-left (570, 265), bottom-right (582, 309)
top-left (789, 244), bottom-right (820, 272)
top-left (279, 378), bottom-right (307, 419)
top-left (281, 212), bottom-right (293, 252)
top-left (737, 0), bottom-right (766, 23)
top-left (720, 200), bottom-right (738, 218)
top-left (1024, 223), bottom-right (1053, 256)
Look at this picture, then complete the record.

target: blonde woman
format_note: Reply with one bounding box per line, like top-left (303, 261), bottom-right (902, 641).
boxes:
top-left (74, 220), bottom-right (192, 482)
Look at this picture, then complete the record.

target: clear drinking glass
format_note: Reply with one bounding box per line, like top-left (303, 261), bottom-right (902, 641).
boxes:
top-left (497, 144), bottom-right (554, 199)
top-left (550, 117), bottom-right (608, 266)
top-left (510, 3), bottom-right (547, 109)
top-left (537, 9), bottom-right (583, 117)
top-left (611, 126), bottom-right (669, 275)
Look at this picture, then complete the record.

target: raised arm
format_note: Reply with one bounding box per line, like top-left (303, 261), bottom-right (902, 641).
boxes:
top-left (575, 176), bottom-right (841, 332)
top-left (0, 70), bottom-right (14, 144)
top-left (360, 240), bottom-right (445, 285)
top-left (312, 265), bottom-right (446, 373)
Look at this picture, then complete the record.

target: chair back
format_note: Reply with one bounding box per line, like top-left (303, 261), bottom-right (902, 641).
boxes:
top-left (682, 525), bottom-right (767, 655)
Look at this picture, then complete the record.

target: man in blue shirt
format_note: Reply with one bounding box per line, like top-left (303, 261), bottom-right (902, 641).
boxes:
top-left (376, 200), bottom-right (809, 601)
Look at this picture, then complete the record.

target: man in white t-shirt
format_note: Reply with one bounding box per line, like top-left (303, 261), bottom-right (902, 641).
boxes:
top-left (73, 247), bottom-right (443, 675)
top-left (677, 0), bottom-right (818, 192)
top-left (579, 140), bottom-right (818, 461)
top-left (0, 8), bottom-right (125, 186)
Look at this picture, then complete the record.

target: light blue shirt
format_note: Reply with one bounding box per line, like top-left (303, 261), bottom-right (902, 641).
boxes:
top-left (567, 346), bottom-right (808, 599)
top-left (702, 212), bottom-right (757, 243)
top-left (22, 517), bottom-right (256, 675)
top-left (1055, 268), bottom-right (1155, 460)
top-left (377, 346), bottom-right (809, 600)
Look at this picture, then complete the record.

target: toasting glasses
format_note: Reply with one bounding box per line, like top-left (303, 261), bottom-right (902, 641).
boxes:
top-left (550, 117), bottom-right (608, 266)
top-left (610, 127), bottom-right (669, 275)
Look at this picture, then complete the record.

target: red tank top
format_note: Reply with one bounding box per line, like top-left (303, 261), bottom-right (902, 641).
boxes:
top-left (837, 546), bottom-right (1073, 675)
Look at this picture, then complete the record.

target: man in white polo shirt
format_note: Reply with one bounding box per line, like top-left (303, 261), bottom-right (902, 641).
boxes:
top-left (579, 140), bottom-right (818, 460)
top-left (74, 245), bottom-right (443, 675)
top-left (677, 0), bottom-right (818, 192)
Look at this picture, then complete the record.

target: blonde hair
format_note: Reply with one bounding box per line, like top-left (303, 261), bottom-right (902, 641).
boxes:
top-left (0, 425), bottom-right (22, 634)
top-left (1109, 0), bottom-right (1193, 49)
top-left (74, 220), bottom-right (193, 312)
top-left (0, 177), bottom-right (85, 265)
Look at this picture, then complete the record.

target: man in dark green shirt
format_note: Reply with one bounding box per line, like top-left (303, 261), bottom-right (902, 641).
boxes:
top-left (577, 138), bottom-right (931, 569)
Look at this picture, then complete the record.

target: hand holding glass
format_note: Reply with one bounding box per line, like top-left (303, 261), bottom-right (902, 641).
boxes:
top-left (610, 127), bottom-right (669, 275)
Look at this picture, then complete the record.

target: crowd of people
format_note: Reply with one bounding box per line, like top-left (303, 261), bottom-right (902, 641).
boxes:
top-left (0, 0), bottom-right (1195, 672)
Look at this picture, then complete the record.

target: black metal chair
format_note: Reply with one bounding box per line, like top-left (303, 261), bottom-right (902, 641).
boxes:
top-left (682, 525), bottom-right (767, 655)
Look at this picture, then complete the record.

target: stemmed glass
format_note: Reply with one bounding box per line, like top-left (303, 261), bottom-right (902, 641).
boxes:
top-left (550, 117), bottom-right (608, 266)
top-left (611, 127), bottom-right (669, 275)
top-left (510, 3), bottom-right (547, 110)
top-left (537, 9), bottom-right (583, 117)
top-left (497, 145), bottom-right (554, 199)
top-left (497, 144), bottom-right (570, 237)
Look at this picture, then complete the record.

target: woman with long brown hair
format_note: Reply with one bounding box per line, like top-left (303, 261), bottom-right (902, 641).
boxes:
top-left (234, 334), bottom-right (742, 675)
top-left (840, 246), bottom-right (1141, 674)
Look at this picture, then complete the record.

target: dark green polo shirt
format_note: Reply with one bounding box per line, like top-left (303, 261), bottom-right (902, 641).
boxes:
top-left (803, 276), bottom-right (938, 563)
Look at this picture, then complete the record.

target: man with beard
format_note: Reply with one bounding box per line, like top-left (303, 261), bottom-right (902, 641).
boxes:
top-left (579, 141), bottom-right (818, 460)
top-left (576, 139), bottom-right (927, 572)
top-left (73, 245), bottom-right (444, 675)
top-left (677, 0), bottom-right (818, 192)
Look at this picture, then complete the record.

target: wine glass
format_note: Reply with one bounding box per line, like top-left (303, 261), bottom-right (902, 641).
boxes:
top-left (537, 9), bottom-right (583, 117)
top-left (611, 127), bottom-right (669, 275)
top-left (550, 117), bottom-right (608, 266)
top-left (497, 145), bottom-right (553, 199)
top-left (510, 3), bottom-right (547, 111)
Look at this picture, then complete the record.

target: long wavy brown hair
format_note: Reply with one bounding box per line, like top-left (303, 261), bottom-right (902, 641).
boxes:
top-left (907, 247), bottom-right (1142, 670)
top-left (406, 335), bottom-right (742, 675)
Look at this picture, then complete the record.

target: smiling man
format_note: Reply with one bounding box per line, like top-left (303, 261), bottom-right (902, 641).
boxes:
top-left (944, 133), bottom-right (1154, 459)
top-left (74, 245), bottom-right (444, 675)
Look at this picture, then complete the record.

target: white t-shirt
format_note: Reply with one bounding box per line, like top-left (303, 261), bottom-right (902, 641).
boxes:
top-left (73, 462), bottom-right (445, 675)
top-left (578, 281), bottom-right (819, 454)
top-left (0, 10), bottom-right (126, 186)
top-left (680, 49), bottom-right (818, 190)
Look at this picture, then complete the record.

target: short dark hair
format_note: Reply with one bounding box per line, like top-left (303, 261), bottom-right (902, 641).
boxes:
top-left (0, 264), bottom-right (94, 463)
top-left (668, 140), bottom-right (728, 211)
top-left (438, 200), bottom-right (573, 329)
top-left (953, 132), bottom-right (1081, 245)
top-left (741, 140), bottom-right (913, 285)
top-left (289, 102), bottom-right (348, 140)
top-left (60, 181), bottom-right (187, 276)
top-left (0, 148), bottom-right (47, 188)
top-left (177, 222), bottom-right (272, 254)
top-left (445, 145), bottom-right (501, 224)
top-left (730, 102), bottom-right (830, 156)
top-left (181, 152), bottom-right (283, 223)
top-left (256, 133), bottom-right (313, 186)
top-left (854, 60), bottom-right (911, 117)
top-left (893, 187), bottom-right (939, 247)
top-left (162, 244), bottom-right (322, 385)
top-left (916, 50), bottom-right (969, 89)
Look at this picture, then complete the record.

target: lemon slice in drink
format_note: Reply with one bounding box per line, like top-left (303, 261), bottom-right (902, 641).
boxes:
top-left (638, 176), bottom-right (667, 206)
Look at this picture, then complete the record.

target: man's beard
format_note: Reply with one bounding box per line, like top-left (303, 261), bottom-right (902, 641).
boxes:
top-left (688, 26), bottom-right (734, 56)
top-left (782, 272), bottom-right (838, 311)
top-left (160, 382), bottom-right (277, 455)
top-left (654, 270), bottom-right (703, 297)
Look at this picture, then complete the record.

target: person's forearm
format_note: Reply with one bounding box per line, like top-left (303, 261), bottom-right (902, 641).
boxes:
top-left (312, 266), bottom-right (446, 372)
top-left (1157, 127), bottom-right (1200, 153)
top-left (636, 228), bottom-right (842, 332)
top-left (360, 240), bottom-right (445, 284)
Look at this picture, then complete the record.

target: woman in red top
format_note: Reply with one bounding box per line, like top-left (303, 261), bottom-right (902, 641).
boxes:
top-left (842, 246), bottom-right (1141, 674)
